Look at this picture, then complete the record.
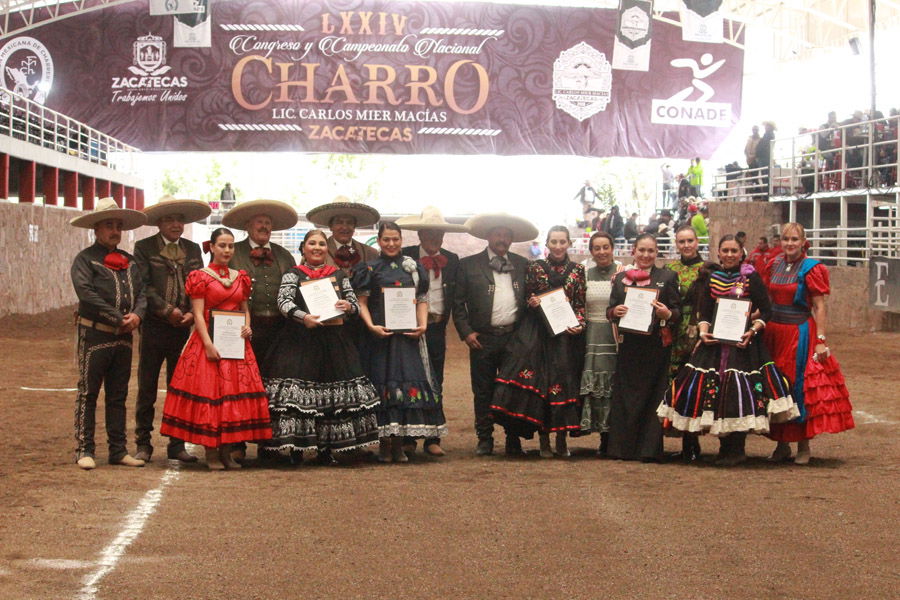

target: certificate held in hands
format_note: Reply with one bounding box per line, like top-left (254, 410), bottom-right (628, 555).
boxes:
top-left (383, 286), bottom-right (418, 331)
top-left (537, 287), bottom-right (579, 336)
top-left (210, 310), bottom-right (246, 359)
top-left (300, 277), bottom-right (344, 324)
top-left (712, 297), bottom-right (752, 344)
top-left (618, 286), bottom-right (658, 334)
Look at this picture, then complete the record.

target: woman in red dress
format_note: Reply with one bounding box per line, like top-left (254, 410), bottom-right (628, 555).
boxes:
top-left (763, 222), bottom-right (854, 465)
top-left (161, 228), bottom-right (272, 470)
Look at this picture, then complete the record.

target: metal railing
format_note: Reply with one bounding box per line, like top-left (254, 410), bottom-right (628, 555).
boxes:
top-left (570, 235), bottom-right (709, 260)
top-left (712, 114), bottom-right (900, 200)
top-left (0, 88), bottom-right (140, 174)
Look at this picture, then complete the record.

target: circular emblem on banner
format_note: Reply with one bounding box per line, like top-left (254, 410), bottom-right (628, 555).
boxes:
top-left (552, 42), bottom-right (612, 122)
top-left (0, 36), bottom-right (54, 104)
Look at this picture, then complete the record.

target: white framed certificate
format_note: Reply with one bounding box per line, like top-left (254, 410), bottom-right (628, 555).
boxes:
top-left (618, 286), bottom-right (658, 334)
top-left (712, 297), bottom-right (751, 344)
top-left (382, 286), bottom-right (418, 331)
top-left (537, 287), bottom-right (579, 336)
top-left (300, 277), bottom-right (344, 323)
top-left (210, 310), bottom-right (245, 360)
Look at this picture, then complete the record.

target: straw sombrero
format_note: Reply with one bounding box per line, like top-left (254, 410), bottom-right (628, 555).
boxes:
top-left (143, 195), bottom-right (211, 226)
top-left (305, 196), bottom-right (380, 228)
top-left (395, 206), bottom-right (468, 233)
top-left (464, 213), bottom-right (539, 243)
top-left (70, 197), bottom-right (147, 230)
top-left (222, 199), bottom-right (298, 231)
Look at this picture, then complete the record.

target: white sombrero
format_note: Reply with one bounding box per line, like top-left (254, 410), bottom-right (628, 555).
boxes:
top-left (222, 199), bottom-right (298, 231)
top-left (143, 195), bottom-right (211, 226)
top-left (396, 206), bottom-right (469, 233)
top-left (305, 196), bottom-right (380, 228)
top-left (69, 197), bottom-right (147, 230)
top-left (464, 212), bottom-right (539, 243)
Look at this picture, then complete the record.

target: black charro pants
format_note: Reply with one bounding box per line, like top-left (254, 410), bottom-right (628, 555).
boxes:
top-left (135, 319), bottom-right (190, 456)
top-left (469, 330), bottom-right (513, 441)
top-left (74, 325), bottom-right (133, 462)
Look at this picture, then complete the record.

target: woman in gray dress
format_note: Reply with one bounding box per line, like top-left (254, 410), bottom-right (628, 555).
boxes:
top-left (576, 231), bottom-right (621, 455)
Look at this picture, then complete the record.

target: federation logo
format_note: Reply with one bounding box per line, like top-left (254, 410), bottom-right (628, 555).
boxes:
top-left (552, 42), bottom-right (612, 122)
top-left (651, 53), bottom-right (732, 128)
top-left (130, 33), bottom-right (171, 76)
top-left (0, 36), bottom-right (54, 104)
top-left (620, 7), bottom-right (650, 44)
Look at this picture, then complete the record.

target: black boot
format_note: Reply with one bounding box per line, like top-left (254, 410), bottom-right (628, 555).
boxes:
top-left (598, 432), bottom-right (610, 457)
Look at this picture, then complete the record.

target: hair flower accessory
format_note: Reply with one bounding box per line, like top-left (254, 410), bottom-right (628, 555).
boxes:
top-left (401, 256), bottom-right (418, 274)
top-left (740, 263), bottom-right (755, 277)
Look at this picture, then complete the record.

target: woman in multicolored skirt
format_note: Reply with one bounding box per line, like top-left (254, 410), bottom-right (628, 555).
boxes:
top-left (657, 235), bottom-right (797, 465)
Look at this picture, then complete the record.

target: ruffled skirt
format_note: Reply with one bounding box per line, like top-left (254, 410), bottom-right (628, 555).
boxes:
top-left (262, 321), bottom-right (379, 453)
top-left (769, 354), bottom-right (854, 442)
top-left (657, 340), bottom-right (798, 436)
top-left (161, 331), bottom-right (272, 447)
top-left (491, 311), bottom-right (584, 438)
top-left (359, 331), bottom-right (447, 439)
top-left (765, 320), bottom-right (854, 442)
top-left (575, 319), bottom-right (616, 436)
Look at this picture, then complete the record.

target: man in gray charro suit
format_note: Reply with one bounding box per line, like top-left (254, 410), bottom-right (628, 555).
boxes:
top-left (453, 213), bottom-right (537, 456)
top-left (132, 196), bottom-right (209, 464)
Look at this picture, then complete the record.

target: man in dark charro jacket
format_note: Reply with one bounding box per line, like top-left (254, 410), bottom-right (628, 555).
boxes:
top-left (223, 199), bottom-right (298, 371)
top-left (305, 196), bottom-right (380, 276)
top-left (397, 206), bottom-right (467, 457)
top-left (69, 198), bottom-right (148, 470)
top-left (132, 196), bottom-right (210, 464)
top-left (454, 213), bottom-right (537, 456)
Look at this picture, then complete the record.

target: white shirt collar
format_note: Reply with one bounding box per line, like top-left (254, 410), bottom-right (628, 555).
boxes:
top-left (249, 239), bottom-right (271, 250)
top-left (420, 245), bottom-right (441, 257)
top-left (487, 248), bottom-right (507, 261)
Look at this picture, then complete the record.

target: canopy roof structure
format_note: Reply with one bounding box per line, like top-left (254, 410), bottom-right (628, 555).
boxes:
top-left (2, 0), bottom-right (898, 55)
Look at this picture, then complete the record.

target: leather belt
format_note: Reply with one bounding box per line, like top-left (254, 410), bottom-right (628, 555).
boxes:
top-left (77, 317), bottom-right (118, 334)
top-left (427, 313), bottom-right (448, 324)
top-left (771, 304), bottom-right (811, 325)
top-left (480, 324), bottom-right (515, 336)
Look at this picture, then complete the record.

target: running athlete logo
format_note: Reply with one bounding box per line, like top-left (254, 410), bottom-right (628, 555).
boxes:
top-left (650, 52), bottom-right (732, 128)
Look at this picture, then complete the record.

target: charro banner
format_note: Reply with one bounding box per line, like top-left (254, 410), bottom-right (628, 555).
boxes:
top-left (681, 0), bottom-right (724, 44)
top-left (612, 0), bottom-right (653, 72)
top-left (2, 0), bottom-right (743, 157)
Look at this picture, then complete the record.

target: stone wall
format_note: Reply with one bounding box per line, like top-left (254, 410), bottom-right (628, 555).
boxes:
top-left (707, 200), bottom-right (786, 250)
top-left (1, 201), bottom-right (894, 331)
top-left (0, 203), bottom-right (156, 317)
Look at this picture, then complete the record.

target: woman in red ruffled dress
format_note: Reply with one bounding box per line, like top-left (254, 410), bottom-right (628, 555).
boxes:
top-left (763, 222), bottom-right (854, 465)
top-left (161, 228), bottom-right (272, 470)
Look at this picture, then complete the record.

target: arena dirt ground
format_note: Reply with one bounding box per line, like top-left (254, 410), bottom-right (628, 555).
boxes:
top-left (0, 307), bottom-right (897, 600)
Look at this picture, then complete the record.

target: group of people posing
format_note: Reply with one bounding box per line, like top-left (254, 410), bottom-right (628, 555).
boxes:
top-left (68, 195), bottom-right (854, 470)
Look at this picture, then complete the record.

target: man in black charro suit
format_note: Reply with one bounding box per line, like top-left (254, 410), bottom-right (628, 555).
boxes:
top-left (397, 206), bottom-right (467, 457)
top-left (453, 213), bottom-right (537, 456)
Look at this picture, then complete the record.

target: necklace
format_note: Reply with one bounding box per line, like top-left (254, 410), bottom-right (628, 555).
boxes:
top-left (202, 266), bottom-right (238, 288)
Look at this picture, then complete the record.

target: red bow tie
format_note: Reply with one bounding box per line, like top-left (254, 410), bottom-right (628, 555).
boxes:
top-left (249, 247), bottom-right (273, 266)
top-left (421, 253), bottom-right (448, 277)
top-left (334, 245), bottom-right (360, 269)
top-left (103, 251), bottom-right (129, 271)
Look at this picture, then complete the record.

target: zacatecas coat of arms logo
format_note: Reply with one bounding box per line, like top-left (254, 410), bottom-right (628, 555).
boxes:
top-left (552, 42), bottom-right (612, 122)
top-left (130, 33), bottom-right (171, 76)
